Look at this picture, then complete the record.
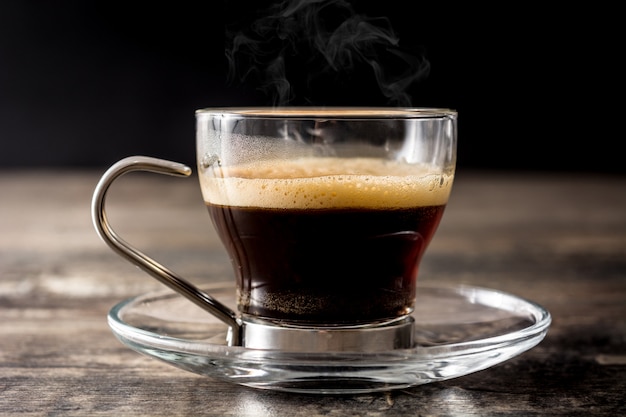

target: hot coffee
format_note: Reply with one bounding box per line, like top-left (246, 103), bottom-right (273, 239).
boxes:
top-left (93, 107), bottom-right (457, 349)
top-left (201, 156), bottom-right (453, 325)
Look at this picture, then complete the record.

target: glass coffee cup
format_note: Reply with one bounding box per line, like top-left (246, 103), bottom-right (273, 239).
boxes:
top-left (93, 108), bottom-right (457, 352)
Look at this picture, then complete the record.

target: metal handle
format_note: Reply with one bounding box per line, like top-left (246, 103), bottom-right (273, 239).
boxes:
top-left (91, 156), bottom-right (241, 346)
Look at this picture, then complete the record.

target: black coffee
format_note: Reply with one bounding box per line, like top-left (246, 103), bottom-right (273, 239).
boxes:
top-left (200, 157), bottom-right (453, 325)
top-left (208, 204), bottom-right (445, 323)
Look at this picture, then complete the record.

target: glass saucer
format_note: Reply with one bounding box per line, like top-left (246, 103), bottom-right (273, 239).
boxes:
top-left (108, 282), bottom-right (551, 394)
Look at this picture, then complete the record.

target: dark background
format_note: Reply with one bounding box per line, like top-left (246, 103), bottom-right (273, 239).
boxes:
top-left (1, 1), bottom-right (623, 173)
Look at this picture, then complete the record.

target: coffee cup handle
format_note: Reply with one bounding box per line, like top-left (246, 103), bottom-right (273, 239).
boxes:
top-left (91, 156), bottom-right (242, 346)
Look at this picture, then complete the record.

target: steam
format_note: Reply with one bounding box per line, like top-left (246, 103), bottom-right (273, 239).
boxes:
top-left (225, 0), bottom-right (430, 106)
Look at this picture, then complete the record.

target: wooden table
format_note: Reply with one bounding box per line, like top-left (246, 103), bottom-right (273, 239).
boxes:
top-left (1, 169), bottom-right (625, 416)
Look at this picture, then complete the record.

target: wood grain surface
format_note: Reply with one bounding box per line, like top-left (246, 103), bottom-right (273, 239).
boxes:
top-left (1, 170), bottom-right (625, 416)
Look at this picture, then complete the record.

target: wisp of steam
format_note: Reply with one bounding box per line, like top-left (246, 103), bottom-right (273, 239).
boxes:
top-left (225, 0), bottom-right (430, 106)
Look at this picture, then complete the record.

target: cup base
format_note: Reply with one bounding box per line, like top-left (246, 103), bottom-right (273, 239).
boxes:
top-left (235, 316), bottom-right (415, 352)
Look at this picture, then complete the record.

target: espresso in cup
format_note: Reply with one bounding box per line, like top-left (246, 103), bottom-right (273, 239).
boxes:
top-left (93, 108), bottom-right (457, 346)
top-left (201, 156), bottom-right (453, 325)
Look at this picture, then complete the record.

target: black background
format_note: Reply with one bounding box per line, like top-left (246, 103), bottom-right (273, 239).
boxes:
top-left (1, 1), bottom-right (623, 173)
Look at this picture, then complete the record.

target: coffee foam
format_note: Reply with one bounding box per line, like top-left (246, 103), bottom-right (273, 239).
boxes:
top-left (200, 157), bottom-right (453, 209)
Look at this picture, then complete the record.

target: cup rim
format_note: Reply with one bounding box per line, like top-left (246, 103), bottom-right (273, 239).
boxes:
top-left (195, 107), bottom-right (457, 119)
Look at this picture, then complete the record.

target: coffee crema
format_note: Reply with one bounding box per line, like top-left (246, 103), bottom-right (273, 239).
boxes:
top-left (200, 157), bottom-right (453, 324)
top-left (200, 157), bottom-right (453, 209)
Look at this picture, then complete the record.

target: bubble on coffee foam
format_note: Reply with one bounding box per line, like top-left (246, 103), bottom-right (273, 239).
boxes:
top-left (201, 157), bottom-right (453, 209)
